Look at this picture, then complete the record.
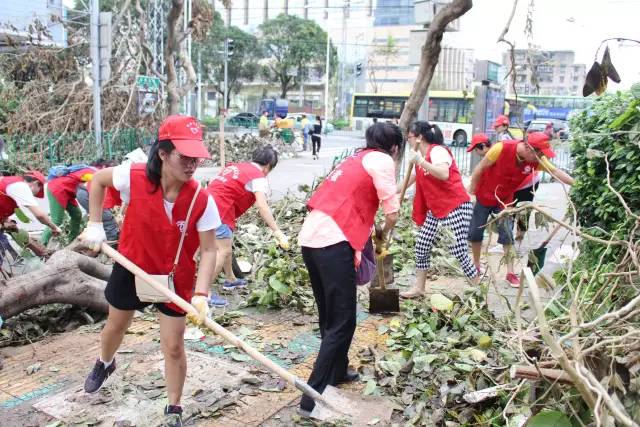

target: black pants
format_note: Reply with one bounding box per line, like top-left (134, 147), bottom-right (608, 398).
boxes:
top-left (311, 135), bottom-right (321, 156)
top-left (300, 242), bottom-right (356, 412)
top-left (513, 181), bottom-right (539, 233)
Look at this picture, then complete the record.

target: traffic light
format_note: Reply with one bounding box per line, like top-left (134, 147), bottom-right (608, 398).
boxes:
top-left (225, 38), bottom-right (235, 57)
top-left (355, 62), bottom-right (363, 77)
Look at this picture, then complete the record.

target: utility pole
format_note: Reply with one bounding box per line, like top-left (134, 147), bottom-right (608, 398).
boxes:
top-left (324, 31), bottom-right (330, 122)
top-left (338, 0), bottom-right (349, 118)
top-left (197, 49), bottom-right (202, 120)
top-left (90, 0), bottom-right (101, 155)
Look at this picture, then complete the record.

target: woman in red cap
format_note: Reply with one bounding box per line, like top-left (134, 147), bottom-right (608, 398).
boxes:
top-left (493, 115), bottom-right (514, 141)
top-left (401, 121), bottom-right (479, 298)
top-left (0, 171), bottom-right (60, 235)
top-left (468, 132), bottom-right (574, 287)
top-left (206, 145), bottom-right (288, 307)
top-left (466, 133), bottom-right (492, 157)
top-left (79, 115), bottom-right (220, 427)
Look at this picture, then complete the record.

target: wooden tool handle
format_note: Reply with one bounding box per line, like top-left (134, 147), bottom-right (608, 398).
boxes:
top-left (540, 223), bottom-right (563, 248)
top-left (100, 243), bottom-right (327, 405)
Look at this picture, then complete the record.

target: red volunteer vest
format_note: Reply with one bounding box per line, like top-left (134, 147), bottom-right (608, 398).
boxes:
top-left (207, 162), bottom-right (265, 230)
top-left (0, 176), bottom-right (25, 221)
top-left (476, 141), bottom-right (538, 208)
top-left (412, 145), bottom-right (470, 225)
top-left (48, 167), bottom-right (96, 208)
top-left (119, 164), bottom-right (208, 314)
top-left (307, 150), bottom-right (381, 251)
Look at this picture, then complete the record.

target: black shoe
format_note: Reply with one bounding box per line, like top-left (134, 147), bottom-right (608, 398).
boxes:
top-left (164, 405), bottom-right (184, 427)
top-left (84, 358), bottom-right (116, 393)
top-left (337, 368), bottom-right (360, 384)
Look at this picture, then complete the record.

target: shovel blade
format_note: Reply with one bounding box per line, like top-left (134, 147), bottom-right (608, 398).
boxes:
top-left (370, 254), bottom-right (394, 288)
top-left (310, 385), bottom-right (394, 426)
top-left (527, 247), bottom-right (548, 275)
top-left (369, 288), bottom-right (400, 314)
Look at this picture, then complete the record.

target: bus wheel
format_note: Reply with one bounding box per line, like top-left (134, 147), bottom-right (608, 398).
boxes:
top-left (453, 130), bottom-right (468, 146)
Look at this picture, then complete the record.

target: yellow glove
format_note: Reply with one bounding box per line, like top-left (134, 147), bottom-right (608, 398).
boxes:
top-left (274, 230), bottom-right (290, 250)
top-left (187, 295), bottom-right (209, 325)
top-left (376, 249), bottom-right (389, 261)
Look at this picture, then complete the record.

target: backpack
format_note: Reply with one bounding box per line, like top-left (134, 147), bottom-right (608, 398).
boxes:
top-left (47, 164), bottom-right (94, 181)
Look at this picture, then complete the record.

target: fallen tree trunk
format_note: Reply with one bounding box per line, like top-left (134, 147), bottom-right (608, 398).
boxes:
top-left (0, 250), bottom-right (112, 319)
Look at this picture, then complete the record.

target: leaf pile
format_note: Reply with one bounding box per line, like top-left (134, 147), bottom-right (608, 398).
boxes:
top-left (203, 132), bottom-right (296, 168)
top-left (361, 288), bottom-right (530, 425)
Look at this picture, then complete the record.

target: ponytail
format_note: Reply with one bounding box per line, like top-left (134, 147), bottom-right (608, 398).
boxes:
top-left (409, 120), bottom-right (444, 145)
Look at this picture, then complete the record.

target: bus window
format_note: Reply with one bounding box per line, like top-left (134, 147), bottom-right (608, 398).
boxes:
top-left (354, 97), bottom-right (369, 117)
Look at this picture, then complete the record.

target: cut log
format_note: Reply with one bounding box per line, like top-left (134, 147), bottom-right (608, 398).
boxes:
top-left (510, 364), bottom-right (573, 384)
top-left (0, 249), bottom-right (111, 319)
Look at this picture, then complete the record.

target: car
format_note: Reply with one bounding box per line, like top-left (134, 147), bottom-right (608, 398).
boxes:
top-left (228, 112), bottom-right (259, 127)
top-left (526, 119), bottom-right (570, 140)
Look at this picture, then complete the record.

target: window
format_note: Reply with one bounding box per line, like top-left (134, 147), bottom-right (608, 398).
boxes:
top-left (207, 92), bottom-right (217, 101)
top-left (428, 98), bottom-right (473, 123)
top-left (559, 76), bottom-right (565, 83)
top-left (352, 96), bottom-right (407, 119)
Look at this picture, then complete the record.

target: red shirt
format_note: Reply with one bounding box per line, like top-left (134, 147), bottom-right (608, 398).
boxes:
top-left (413, 145), bottom-right (470, 224)
top-left (207, 162), bottom-right (265, 230)
top-left (307, 150), bottom-right (381, 251)
top-left (118, 165), bottom-right (208, 314)
top-left (476, 141), bottom-right (538, 208)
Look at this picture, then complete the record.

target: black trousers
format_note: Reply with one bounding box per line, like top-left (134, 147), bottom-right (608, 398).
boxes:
top-left (311, 134), bottom-right (321, 155)
top-left (513, 181), bottom-right (540, 233)
top-left (300, 242), bottom-right (356, 412)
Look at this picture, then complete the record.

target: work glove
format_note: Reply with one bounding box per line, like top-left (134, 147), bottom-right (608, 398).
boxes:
top-left (409, 149), bottom-right (426, 167)
top-left (376, 248), bottom-right (389, 261)
top-left (274, 230), bottom-right (290, 250)
top-left (187, 295), bottom-right (209, 325)
top-left (78, 221), bottom-right (106, 252)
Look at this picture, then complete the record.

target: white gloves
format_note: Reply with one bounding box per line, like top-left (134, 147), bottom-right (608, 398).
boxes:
top-left (50, 224), bottom-right (62, 236)
top-left (79, 221), bottom-right (106, 251)
top-left (188, 295), bottom-right (209, 325)
top-left (274, 230), bottom-right (290, 250)
top-left (409, 149), bottom-right (426, 166)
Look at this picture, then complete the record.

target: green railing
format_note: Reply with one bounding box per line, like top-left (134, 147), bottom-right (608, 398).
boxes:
top-left (1, 128), bottom-right (154, 171)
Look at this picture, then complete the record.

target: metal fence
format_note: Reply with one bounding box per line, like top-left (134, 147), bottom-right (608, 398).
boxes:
top-left (0, 128), bottom-right (154, 171)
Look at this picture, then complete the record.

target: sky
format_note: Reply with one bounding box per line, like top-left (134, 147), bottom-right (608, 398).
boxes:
top-left (443, 0), bottom-right (640, 90)
top-left (63, 0), bottom-right (640, 90)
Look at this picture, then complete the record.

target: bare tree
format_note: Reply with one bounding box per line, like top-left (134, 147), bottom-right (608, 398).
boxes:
top-left (164, 0), bottom-right (214, 114)
top-left (398, 0), bottom-right (473, 132)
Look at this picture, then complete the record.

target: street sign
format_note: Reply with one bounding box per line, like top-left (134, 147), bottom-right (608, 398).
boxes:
top-left (136, 75), bottom-right (162, 115)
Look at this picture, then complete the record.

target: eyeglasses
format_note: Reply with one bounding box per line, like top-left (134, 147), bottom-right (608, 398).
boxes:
top-left (173, 152), bottom-right (202, 167)
top-left (475, 144), bottom-right (488, 150)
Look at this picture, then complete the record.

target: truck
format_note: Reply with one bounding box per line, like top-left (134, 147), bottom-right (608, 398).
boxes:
top-left (258, 98), bottom-right (288, 120)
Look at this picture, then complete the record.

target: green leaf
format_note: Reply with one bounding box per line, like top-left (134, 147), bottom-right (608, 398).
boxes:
top-left (363, 379), bottom-right (377, 395)
top-left (524, 410), bottom-right (572, 427)
top-left (13, 208), bottom-right (31, 223)
top-left (430, 294), bottom-right (454, 311)
top-left (268, 276), bottom-right (291, 296)
top-left (230, 352), bottom-right (252, 362)
top-left (405, 325), bottom-right (421, 339)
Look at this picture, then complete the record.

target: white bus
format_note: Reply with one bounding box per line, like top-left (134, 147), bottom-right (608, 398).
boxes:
top-left (350, 91), bottom-right (474, 146)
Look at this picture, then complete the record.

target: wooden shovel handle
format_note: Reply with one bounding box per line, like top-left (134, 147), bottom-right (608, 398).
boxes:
top-left (100, 243), bottom-right (327, 406)
top-left (540, 223), bottom-right (563, 248)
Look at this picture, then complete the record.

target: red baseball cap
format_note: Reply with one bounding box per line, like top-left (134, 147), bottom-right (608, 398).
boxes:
top-left (24, 170), bottom-right (46, 198)
top-left (526, 132), bottom-right (555, 158)
top-left (467, 133), bottom-right (490, 152)
top-left (158, 115), bottom-right (210, 159)
top-left (492, 115), bottom-right (510, 128)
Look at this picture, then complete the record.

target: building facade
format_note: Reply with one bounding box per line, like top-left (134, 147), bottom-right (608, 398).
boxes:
top-left (502, 49), bottom-right (586, 96)
top-left (0, 0), bottom-right (67, 48)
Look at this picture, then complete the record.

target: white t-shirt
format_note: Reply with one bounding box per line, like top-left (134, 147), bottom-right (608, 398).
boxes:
top-left (244, 163), bottom-right (269, 193)
top-left (112, 164), bottom-right (221, 232)
top-left (429, 145), bottom-right (453, 167)
top-left (5, 182), bottom-right (38, 207)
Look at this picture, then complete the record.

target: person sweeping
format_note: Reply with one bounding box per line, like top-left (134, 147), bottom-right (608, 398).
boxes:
top-left (205, 145), bottom-right (289, 306)
top-left (400, 121), bottom-right (479, 299)
top-left (297, 121), bottom-right (401, 415)
top-left (79, 115), bottom-right (220, 427)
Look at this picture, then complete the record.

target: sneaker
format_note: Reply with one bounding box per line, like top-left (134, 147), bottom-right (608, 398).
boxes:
top-left (208, 294), bottom-right (228, 307)
top-left (163, 405), bottom-right (183, 427)
top-left (505, 273), bottom-right (520, 288)
top-left (84, 358), bottom-right (116, 393)
top-left (222, 278), bottom-right (247, 291)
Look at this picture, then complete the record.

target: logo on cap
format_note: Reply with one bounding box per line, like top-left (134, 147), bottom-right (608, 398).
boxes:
top-left (186, 120), bottom-right (200, 135)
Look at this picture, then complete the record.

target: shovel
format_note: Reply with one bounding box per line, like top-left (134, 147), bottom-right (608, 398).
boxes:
top-left (100, 243), bottom-right (393, 425)
top-left (527, 224), bottom-right (562, 275)
top-left (369, 166), bottom-right (414, 314)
